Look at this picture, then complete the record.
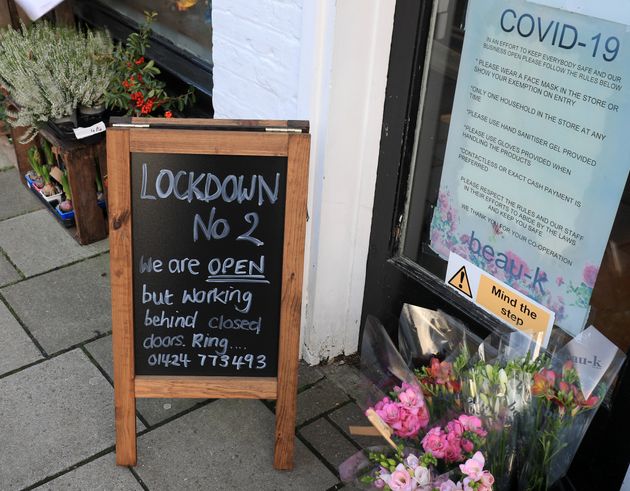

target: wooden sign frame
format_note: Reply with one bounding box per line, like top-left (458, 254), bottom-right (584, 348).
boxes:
top-left (107, 118), bottom-right (310, 470)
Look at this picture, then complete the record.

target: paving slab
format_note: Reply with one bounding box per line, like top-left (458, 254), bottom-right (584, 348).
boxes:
top-left (0, 349), bottom-right (142, 490)
top-left (0, 135), bottom-right (17, 170)
top-left (329, 402), bottom-right (385, 449)
top-left (0, 209), bottom-right (108, 277)
top-left (0, 167), bottom-right (41, 220)
top-left (85, 335), bottom-right (207, 426)
top-left (34, 453), bottom-right (143, 491)
top-left (300, 416), bottom-right (360, 470)
top-left (0, 299), bottom-right (42, 375)
top-left (297, 378), bottom-right (350, 425)
top-left (0, 253), bottom-right (21, 286)
top-left (299, 360), bottom-right (325, 389)
top-left (135, 399), bottom-right (338, 490)
top-left (320, 360), bottom-right (365, 402)
top-left (2, 254), bottom-right (112, 354)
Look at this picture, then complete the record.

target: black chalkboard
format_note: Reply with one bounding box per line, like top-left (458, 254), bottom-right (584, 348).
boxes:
top-left (131, 152), bottom-right (287, 377)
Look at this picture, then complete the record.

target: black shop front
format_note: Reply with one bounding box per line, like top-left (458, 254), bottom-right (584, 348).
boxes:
top-left (362, 1), bottom-right (630, 489)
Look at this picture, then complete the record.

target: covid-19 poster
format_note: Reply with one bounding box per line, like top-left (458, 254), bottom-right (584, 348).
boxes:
top-left (430, 0), bottom-right (630, 335)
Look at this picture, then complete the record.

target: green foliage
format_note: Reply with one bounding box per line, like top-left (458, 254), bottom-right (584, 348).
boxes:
top-left (105, 11), bottom-right (195, 117)
top-left (27, 147), bottom-right (44, 176)
top-left (61, 170), bottom-right (72, 201)
top-left (0, 21), bottom-right (114, 142)
top-left (41, 138), bottom-right (55, 166)
top-left (41, 164), bottom-right (52, 186)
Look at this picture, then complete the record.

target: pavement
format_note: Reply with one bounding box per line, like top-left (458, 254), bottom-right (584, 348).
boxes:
top-left (0, 136), bottom-right (380, 490)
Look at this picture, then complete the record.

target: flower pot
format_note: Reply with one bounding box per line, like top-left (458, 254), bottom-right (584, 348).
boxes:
top-left (49, 111), bottom-right (78, 141)
top-left (38, 186), bottom-right (63, 204)
top-left (55, 202), bottom-right (75, 220)
top-left (25, 172), bottom-right (44, 189)
top-left (78, 105), bottom-right (106, 127)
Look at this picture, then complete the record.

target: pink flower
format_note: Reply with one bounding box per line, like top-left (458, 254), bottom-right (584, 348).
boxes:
top-left (444, 442), bottom-right (463, 463)
top-left (480, 470), bottom-right (495, 487)
top-left (461, 438), bottom-right (474, 453)
top-left (398, 385), bottom-right (424, 410)
top-left (374, 478), bottom-right (386, 488)
top-left (459, 451), bottom-right (485, 481)
top-left (389, 467), bottom-right (413, 491)
top-left (374, 397), bottom-right (392, 411)
top-left (458, 415), bottom-right (487, 437)
top-left (446, 419), bottom-right (464, 437)
top-left (582, 264), bottom-right (598, 288)
top-left (439, 480), bottom-right (463, 491)
top-left (422, 427), bottom-right (447, 459)
top-left (416, 403), bottom-right (430, 428)
top-left (556, 276), bottom-right (564, 286)
top-left (375, 402), bottom-right (400, 427)
top-left (396, 409), bottom-right (423, 438)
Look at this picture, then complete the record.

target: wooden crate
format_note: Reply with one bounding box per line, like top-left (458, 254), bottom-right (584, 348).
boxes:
top-left (11, 124), bottom-right (108, 245)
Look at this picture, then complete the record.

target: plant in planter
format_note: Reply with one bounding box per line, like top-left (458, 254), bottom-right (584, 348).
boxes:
top-left (57, 170), bottom-right (73, 214)
top-left (0, 21), bottom-right (114, 142)
top-left (39, 140), bottom-right (62, 200)
top-left (105, 11), bottom-right (195, 117)
top-left (26, 146), bottom-right (44, 188)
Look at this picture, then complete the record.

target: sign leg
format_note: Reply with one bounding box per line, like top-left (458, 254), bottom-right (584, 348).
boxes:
top-left (114, 369), bottom-right (137, 466)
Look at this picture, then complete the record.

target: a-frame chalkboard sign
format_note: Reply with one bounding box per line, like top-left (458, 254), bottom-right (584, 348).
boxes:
top-left (107, 118), bottom-right (310, 470)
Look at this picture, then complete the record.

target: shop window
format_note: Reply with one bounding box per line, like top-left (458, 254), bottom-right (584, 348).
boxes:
top-left (73, 0), bottom-right (213, 102)
top-left (105, 0), bottom-right (212, 66)
top-left (395, 0), bottom-right (630, 352)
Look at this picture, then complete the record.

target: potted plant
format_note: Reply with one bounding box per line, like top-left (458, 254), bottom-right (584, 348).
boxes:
top-left (39, 140), bottom-right (62, 202)
top-left (56, 169), bottom-right (73, 217)
top-left (25, 146), bottom-right (44, 189)
top-left (105, 12), bottom-right (195, 118)
top-left (0, 21), bottom-right (114, 142)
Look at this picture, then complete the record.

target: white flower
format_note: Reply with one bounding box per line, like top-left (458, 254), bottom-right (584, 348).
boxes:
top-left (413, 465), bottom-right (431, 486)
top-left (405, 454), bottom-right (420, 469)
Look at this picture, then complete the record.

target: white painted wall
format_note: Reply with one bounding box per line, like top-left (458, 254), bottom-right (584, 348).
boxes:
top-left (212, 0), bottom-right (304, 119)
top-left (212, 0), bottom-right (396, 363)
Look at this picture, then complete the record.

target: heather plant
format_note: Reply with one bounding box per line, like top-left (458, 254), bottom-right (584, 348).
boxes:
top-left (0, 21), bottom-right (114, 141)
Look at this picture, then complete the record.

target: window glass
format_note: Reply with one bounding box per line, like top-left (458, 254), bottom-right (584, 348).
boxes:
top-left (107, 0), bottom-right (212, 66)
top-left (400, 0), bottom-right (630, 351)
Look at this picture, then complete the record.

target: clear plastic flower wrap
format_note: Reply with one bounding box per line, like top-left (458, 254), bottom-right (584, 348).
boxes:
top-left (517, 325), bottom-right (626, 490)
top-left (398, 305), bottom-right (484, 368)
top-left (339, 437), bottom-right (496, 490)
top-left (397, 305), bottom-right (484, 422)
top-left (460, 330), bottom-right (549, 491)
top-left (359, 316), bottom-right (431, 442)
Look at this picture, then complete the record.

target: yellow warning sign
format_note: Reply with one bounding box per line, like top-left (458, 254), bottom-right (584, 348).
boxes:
top-left (447, 266), bottom-right (472, 298)
top-left (445, 252), bottom-right (554, 347)
top-left (476, 275), bottom-right (550, 344)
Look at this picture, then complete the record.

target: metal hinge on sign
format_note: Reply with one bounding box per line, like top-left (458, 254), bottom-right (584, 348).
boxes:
top-left (265, 127), bottom-right (302, 133)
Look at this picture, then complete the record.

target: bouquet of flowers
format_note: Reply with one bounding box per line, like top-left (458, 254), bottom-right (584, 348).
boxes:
top-left (459, 331), bottom-right (549, 490)
top-left (341, 308), bottom-right (625, 490)
top-left (371, 382), bottom-right (431, 439)
top-left (415, 354), bottom-right (466, 422)
top-left (363, 448), bottom-right (494, 491)
top-left (355, 414), bottom-right (493, 490)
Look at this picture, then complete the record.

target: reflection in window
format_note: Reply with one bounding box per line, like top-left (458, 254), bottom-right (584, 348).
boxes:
top-left (107, 0), bottom-right (212, 66)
